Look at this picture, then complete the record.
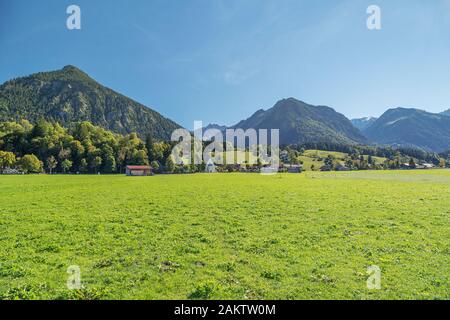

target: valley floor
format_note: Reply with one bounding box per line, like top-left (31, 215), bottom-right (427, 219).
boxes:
top-left (0, 171), bottom-right (449, 299)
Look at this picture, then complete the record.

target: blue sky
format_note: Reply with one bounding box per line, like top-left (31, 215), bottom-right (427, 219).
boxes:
top-left (1, 0), bottom-right (450, 128)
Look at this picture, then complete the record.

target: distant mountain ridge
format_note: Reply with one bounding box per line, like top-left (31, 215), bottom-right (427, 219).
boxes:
top-left (228, 98), bottom-right (367, 145)
top-left (351, 117), bottom-right (377, 131)
top-left (362, 108), bottom-right (450, 152)
top-left (441, 109), bottom-right (450, 116)
top-left (0, 65), bottom-right (181, 140)
top-left (202, 123), bottom-right (228, 140)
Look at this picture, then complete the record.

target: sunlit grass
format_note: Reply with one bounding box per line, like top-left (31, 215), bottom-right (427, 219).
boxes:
top-left (0, 171), bottom-right (448, 299)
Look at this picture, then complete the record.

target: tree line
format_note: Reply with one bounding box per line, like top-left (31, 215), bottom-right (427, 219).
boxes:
top-left (2, 119), bottom-right (449, 174)
top-left (287, 142), bottom-right (445, 165)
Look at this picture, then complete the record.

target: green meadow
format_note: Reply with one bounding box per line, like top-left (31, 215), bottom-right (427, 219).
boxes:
top-left (0, 170), bottom-right (449, 300)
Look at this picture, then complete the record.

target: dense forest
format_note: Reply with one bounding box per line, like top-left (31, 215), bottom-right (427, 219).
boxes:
top-left (0, 119), bottom-right (183, 174)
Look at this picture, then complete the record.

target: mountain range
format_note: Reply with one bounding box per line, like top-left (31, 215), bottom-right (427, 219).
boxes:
top-left (361, 108), bottom-right (450, 152)
top-left (1, 66), bottom-right (449, 152)
top-left (209, 104), bottom-right (450, 152)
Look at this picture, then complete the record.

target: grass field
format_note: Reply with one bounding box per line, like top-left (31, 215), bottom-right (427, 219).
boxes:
top-left (301, 150), bottom-right (387, 170)
top-left (303, 150), bottom-right (349, 159)
top-left (0, 171), bottom-right (449, 300)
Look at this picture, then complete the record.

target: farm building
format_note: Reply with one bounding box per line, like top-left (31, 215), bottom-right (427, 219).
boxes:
top-left (126, 165), bottom-right (152, 176)
top-left (1, 168), bottom-right (23, 175)
top-left (335, 164), bottom-right (350, 171)
top-left (205, 159), bottom-right (216, 173)
top-left (287, 165), bottom-right (302, 173)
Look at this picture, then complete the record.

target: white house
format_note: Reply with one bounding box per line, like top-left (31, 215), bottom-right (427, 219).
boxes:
top-left (205, 159), bottom-right (216, 173)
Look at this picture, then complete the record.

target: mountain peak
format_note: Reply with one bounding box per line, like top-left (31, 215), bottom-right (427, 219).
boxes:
top-left (275, 97), bottom-right (307, 107)
top-left (231, 98), bottom-right (366, 145)
top-left (62, 65), bottom-right (81, 72)
top-left (58, 65), bottom-right (92, 79)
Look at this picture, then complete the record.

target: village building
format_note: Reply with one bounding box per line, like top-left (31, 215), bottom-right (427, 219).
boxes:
top-left (335, 164), bottom-right (350, 171)
top-left (1, 168), bottom-right (23, 175)
top-left (287, 165), bottom-right (302, 173)
top-left (126, 165), bottom-right (152, 176)
top-left (205, 159), bottom-right (216, 173)
top-left (260, 166), bottom-right (278, 174)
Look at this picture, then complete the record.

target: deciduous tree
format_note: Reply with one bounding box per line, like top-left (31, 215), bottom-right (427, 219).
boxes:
top-left (46, 156), bottom-right (58, 174)
top-left (0, 151), bottom-right (16, 172)
top-left (20, 154), bottom-right (42, 173)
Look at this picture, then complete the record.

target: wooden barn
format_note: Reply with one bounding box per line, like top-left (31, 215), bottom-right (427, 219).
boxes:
top-left (126, 165), bottom-right (152, 176)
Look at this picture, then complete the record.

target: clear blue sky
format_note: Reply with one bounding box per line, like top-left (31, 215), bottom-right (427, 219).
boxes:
top-left (1, 0), bottom-right (450, 128)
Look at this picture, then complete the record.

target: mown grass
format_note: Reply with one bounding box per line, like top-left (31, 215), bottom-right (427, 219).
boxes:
top-left (298, 155), bottom-right (324, 170)
top-left (303, 149), bottom-right (349, 159)
top-left (0, 171), bottom-right (449, 300)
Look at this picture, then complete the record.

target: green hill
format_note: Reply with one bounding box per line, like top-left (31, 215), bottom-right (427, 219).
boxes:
top-left (0, 65), bottom-right (181, 140)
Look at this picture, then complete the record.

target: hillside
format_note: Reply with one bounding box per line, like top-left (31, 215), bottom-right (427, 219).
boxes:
top-left (363, 108), bottom-right (450, 152)
top-left (0, 66), bottom-right (181, 140)
top-left (231, 98), bottom-right (367, 145)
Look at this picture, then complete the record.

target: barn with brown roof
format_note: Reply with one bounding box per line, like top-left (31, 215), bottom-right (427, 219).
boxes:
top-left (126, 165), bottom-right (152, 176)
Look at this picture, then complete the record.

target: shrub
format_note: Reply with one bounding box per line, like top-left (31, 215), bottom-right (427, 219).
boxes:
top-left (188, 281), bottom-right (215, 300)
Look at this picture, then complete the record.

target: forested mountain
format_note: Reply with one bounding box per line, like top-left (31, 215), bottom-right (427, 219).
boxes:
top-left (363, 108), bottom-right (450, 152)
top-left (0, 65), bottom-right (181, 140)
top-left (351, 117), bottom-right (377, 131)
top-left (230, 98), bottom-right (367, 145)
